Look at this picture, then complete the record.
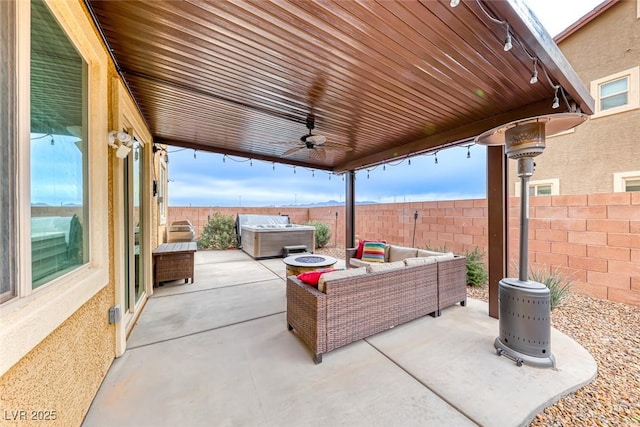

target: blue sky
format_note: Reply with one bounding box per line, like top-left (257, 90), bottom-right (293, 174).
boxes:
top-left (167, 0), bottom-right (604, 207)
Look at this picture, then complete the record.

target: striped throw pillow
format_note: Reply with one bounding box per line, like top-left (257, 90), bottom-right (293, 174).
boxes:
top-left (361, 241), bottom-right (386, 263)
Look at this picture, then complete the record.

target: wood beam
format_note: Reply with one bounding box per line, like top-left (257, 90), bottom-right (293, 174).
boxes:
top-left (335, 99), bottom-right (555, 172)
top-left (487, 145), bottom-right (508, 319)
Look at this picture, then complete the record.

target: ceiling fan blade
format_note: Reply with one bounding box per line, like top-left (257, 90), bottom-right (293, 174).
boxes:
top-left (282, 146), bottom-right (304, 157)
top-left (323, 142), bottom-right (353, 152)
top-left (310, 147), bottom-right (327, 160)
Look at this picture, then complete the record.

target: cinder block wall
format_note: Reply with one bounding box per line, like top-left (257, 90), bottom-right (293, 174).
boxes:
top-left (169, 192), bottom-right (640, 306)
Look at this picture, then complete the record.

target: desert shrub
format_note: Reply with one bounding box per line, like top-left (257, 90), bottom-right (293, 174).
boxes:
top-left (198, 212), bottom-right (237, 250)
top-left (465, 247), bottom-right (488, 287)
top-left (529, 267), bottom-right (573, 311)
top-left (306, 220), bottom-right (331, 248)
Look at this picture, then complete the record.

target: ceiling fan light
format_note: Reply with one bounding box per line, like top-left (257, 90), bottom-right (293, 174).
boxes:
top-left (306, 135), bottom-right (326, 145)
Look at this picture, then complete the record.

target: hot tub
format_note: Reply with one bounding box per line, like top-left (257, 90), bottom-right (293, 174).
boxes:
top-left (241, 224), bottom-right (316, 259)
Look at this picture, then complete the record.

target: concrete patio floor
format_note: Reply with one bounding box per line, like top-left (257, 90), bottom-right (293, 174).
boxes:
top-left (83, 250), bottom-right (596, 427)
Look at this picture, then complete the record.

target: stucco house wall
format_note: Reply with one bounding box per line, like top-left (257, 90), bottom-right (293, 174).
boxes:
top-left (0, 1), bottom-right (163, 425)
top-left (508, 0), bottom-right (640, 196)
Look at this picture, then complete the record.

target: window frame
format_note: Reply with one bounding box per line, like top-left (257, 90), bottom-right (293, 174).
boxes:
top-left (514, 178), bottom-right (560, 197)
top-left (0, 0), bottom-right (109, 377)
top-left (613, 171), bottom-right (640, 193)
top-left (590, 67), bottom-right (640, 119)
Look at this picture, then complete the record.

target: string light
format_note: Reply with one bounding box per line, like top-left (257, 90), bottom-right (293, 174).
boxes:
top-left (272, 162), bottom-right (275, 170)
top-left (193, 149), bottom-right (197, 159)
top-left (383, 164), bottom-right (386, 171)
top-left (50, 135), bottom-right (55, 146)
top-left (408, 158), bottom-right (411, 166)
top-left (367, 169), bottom-right (370, 179)
top-left (503, 23), bottom-right (512, 51)
top-left (450, 0), bottom-right (460, 7)
top-left (466, 146), bottom-right (471, 158)
top-left (530, 59), bottom-right (538, 84)
top-left (552, 86), bottom-right (560, 109)
top-left (312, 170), bottom-right (315, 177)
top-left (222, 155), bottom-right (226, 163)
top-left (250, 159), bottom-right (253, 166)
top-left (293, 166), bottom-right (296, 174)
top-left (434, 152), bottom-right (438, 164)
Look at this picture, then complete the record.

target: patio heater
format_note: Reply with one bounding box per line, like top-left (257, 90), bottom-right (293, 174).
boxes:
top-left (476, 113), bottom-right (587, 368)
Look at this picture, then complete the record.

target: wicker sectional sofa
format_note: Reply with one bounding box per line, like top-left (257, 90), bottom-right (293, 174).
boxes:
top-left (286, 246), bottom-right (466, 363)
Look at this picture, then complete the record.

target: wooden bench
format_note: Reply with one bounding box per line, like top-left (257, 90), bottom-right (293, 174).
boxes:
top-left (152, 242), bottom-right (197, 287)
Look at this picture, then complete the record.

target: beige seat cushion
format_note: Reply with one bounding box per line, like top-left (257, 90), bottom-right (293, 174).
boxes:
top-left (366, 260), bottom-right (406, 273)
top-left (349, 258), bottom-right (373, 268)
top-left (388, 245), bottom-right (418, 262)
top-left (318, 267), bottom-right (367, 292)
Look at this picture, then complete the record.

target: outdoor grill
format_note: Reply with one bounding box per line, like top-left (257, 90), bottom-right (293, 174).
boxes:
top-left (477, 113), bottom-right (587, 368)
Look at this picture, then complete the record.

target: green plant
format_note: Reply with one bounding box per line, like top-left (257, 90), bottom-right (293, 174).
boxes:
top-left (529, 267), bottom-right (573, 311)
top-left (198, 212), bottom-right (237, 250)
top-left (306, 220), bottom-right (331, 248)
top-left (464, 247), bottom-right (488, 287)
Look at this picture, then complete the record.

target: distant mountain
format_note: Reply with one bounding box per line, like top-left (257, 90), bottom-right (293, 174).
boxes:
top-left (277, 200), bottom-right (377, 207)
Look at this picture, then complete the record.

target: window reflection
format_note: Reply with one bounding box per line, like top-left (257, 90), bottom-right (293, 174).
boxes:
top-left (30, 0), bottom-right (88, 288)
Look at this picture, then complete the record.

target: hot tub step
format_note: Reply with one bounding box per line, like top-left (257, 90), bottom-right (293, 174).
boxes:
top-left (283, 245), bottom-right (308, 256)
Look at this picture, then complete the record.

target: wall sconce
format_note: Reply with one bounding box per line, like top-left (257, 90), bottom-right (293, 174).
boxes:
top-left (108, 130), bottom-right (133, 158)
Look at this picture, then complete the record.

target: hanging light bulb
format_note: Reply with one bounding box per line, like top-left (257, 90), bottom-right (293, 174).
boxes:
top-left (272, 162), bottom-right (275, 171)
top-left (383, 164), bottom-right (386, 171)
top-left (250, 159), bottom-right (253, 166)
top-left (450, 0), bottom-right (460, 7)
top-left (503, 24), bottom-right (512, 52)
top-left (530, 59), bottom-right (538, 84)
top-left (367, 169), bottom-right (370, 179)
top-left (312, 170), bottom-right (315, 177)
top-left (222, 155), bottom-right (226, 163)
top-left (408, 158), bottom-right (411, 166)
top-left (293, 166), bottom-right (296, 174)
top-left (50, 135), bottom-right (55, 146)
top-left (193, 150), bottom-right (197, 159)
top-left (434, 153), bottom-right (438, 164)
top-left (467, 146), bottom-right (471, 158)
top-left (552, 87), bottom-right (560, 109)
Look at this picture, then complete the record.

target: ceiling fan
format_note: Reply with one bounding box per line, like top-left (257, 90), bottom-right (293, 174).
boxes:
top-left (282, 114), bottom-right (351, 160)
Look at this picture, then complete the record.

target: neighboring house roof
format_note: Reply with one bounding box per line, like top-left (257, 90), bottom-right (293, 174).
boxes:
top-left (554, 0), bottom-right (619, 43)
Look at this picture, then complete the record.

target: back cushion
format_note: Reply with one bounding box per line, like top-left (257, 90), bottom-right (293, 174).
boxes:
top-left (404, 257), bottom-right (437, 267)
top-left (361, 241), bottom-right (386, 263)
top-left (417, 249), bottom-right (445, 257)
top-left (318, 267), bottom-right (367, 292)
top-left (366, 260), bottom-right (405, 273)
top-left (388, 245), bottom-right (418, 262)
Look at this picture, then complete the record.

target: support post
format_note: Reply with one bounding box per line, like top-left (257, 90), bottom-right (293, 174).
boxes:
top-left (345, 170), bottom-right (355, 250)
top-left (487, 146), bottom-right (508, 319)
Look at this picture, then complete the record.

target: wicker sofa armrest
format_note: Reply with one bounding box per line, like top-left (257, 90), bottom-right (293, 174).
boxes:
top-left (286, 276), bottom-right (327, 363)
top-left (436, 255), bottom-right (467, 310)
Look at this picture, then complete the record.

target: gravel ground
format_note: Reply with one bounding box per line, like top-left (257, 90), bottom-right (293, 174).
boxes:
top-left (317, 246), bottom-right (640, 426)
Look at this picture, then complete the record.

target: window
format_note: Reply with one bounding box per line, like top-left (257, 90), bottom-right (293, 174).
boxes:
top-left (1, 0), bottom-right (17, 303)
top-left (614, 171), bottom-right (640, 192)
top-left (30, 0), bottom-right (89, 288)
top-left (514, 179), bottom-right (559, 197)
top-left (590, 67), bottom-right (640, 118)
top-left (1, 0), bottom-right (109, 376)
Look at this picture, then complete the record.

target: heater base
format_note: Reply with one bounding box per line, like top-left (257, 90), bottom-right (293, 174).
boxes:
top-left (495, 337), bottom-right (556, 369)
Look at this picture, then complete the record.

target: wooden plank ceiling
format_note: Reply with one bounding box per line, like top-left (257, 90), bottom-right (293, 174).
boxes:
top-left (86, 0), bottom-right (593, 172)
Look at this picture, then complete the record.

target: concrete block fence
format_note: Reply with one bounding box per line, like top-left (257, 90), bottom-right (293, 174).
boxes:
top-left (169, 191), bottom-right (640, 307)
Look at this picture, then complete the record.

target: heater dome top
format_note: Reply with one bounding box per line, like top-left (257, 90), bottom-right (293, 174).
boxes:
top-left (474, 113), bottom-right (588, 147)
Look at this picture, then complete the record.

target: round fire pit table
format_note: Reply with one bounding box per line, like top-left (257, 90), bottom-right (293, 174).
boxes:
top-left (283, 254), bottom-right (337, 277)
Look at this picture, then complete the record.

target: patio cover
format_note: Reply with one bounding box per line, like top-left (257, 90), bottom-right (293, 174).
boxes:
top-left (86, 0), bottom-right (593, 172)
top-left (84, 0), bottom-right (595, 317)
